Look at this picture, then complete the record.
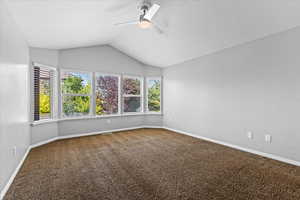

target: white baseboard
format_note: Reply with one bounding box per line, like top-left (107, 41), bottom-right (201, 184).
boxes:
top-left (30, 137), bottom-right (58, 149)
top-left (163, 126), bottom-right (300, 167)
top-left (2, 125), bottom-right (299, 199)
top-left (31, 126), bottom-right (146, 148)
top-left (143, 125), bottom-right (164, 129)
top-left (58, 126), bottom-right (146, 140)
top-left (0, 148), bottom-right (31, 200)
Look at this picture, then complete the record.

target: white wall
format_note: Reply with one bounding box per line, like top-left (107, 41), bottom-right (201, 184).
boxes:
top-left (163, 27), bottom-right (300, 162)
top-left (30, 45), bottom-right (163, 144)
top-left (0, 0), bottom-right (30, 195)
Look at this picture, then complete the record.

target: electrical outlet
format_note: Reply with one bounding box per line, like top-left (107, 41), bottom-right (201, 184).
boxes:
top-left (265, 134), bottom-right (272, 143)
top-left (247, 131), bottom-right (253, 139)
top-left (107, 119), bottom-right (111, 124)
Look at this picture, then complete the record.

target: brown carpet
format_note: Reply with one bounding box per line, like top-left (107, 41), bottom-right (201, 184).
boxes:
top-left (4, 128), bottom-right (300, 200)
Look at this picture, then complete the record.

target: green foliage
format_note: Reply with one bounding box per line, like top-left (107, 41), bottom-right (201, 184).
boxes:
top-left (62, 76), bottom-right (91, 116)
top-left (148, 81), bottom-right (160, 112)
top-left (96, 97), bottom-right (104, 115)
top-left (63, 96), bottom-right (90, 116)
top-left (39, 79), bottom-right (51, 117)
top-left (60, 75), bottom-right (161, 116)
top-left (62, 76), bottom-right (91, 94)
top-left (40, 93), bottom-right (50, 113)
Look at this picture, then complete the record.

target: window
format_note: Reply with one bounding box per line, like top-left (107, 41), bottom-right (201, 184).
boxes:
top-left (61, 70), bottom-right (92, 118)
top-left (146, 77), bottom-right (161, 113)
top-left (95, 73), bottom-right (120, 115)
top-left (33, 68), bottom-right (161, 123)
top-left (122, 76), bottom-right (143, 113)
top-left (33, 64), bottom-right (56, 121)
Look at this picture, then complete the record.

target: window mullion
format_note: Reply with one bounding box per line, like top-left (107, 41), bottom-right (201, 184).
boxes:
top-left (123, 95), bottom-right (141, 97)
top-left (50, 70), bottom-right (54, 119)
top-left (119, 75), bottom-right (122, 115)
top-left (91, 72), bottom-right (96, 116)
top-left (141, 76), bottom-right (144, 113)
top-left (58, 68), bottom-right (62, 119)
top-left (62, 94), bottom-right (91, 97)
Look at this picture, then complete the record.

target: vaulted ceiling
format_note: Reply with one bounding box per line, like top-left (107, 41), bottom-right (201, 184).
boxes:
top-left (7, 0), bottom-right (300, 67)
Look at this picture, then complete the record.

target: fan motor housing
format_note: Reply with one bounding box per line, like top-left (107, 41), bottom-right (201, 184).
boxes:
top-left (139, 0), bottom-right (152, 12)
top-left (139, 0), bottom-right (152, 20)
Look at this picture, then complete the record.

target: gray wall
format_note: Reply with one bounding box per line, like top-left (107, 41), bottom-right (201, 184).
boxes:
top-left (30, 45), bottom-right (163, 144)
top-left (58, 46), bottom-right (163, 136)
top-left (163, 27), bottom-right (300, 162)
top-left (0, 0), bottom-right (30, 194)
top-left (29, 48), bottom-right (59, 145)
top-left (29, 48), bottom-right (59, 67)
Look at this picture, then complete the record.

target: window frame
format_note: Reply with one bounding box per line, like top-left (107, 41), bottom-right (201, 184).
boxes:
top-left (32, 68), bottom-right (162, 126)
top-left (122, 75), bottom-right (144, 114)
top-left (32, 62), bottom-right (57, 122)
top-left (60, 69), bottom-right (93, 119)
top-left (146, 76), bottom-right (162, 114)
top-left (94, 72), bottom-right (121, 116)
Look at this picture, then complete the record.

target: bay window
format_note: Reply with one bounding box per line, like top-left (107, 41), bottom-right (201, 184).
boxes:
top-left (33, 68), bottom-right (161, 122)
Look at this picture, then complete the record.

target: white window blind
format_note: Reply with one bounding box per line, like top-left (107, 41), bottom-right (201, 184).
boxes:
top-left (33, 64), bottom-right (56, 121)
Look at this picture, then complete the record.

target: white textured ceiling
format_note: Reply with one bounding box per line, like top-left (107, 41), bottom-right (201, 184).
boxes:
top-left (7, 0), bottom-right (300, 67)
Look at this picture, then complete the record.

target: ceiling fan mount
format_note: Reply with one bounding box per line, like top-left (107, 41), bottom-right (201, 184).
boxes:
top-left (138, 0), bottom-right (152, 11)
top-left (115, 0), bottom-right (163, 33)
top-left (138, 2), bottom-right (152, 29)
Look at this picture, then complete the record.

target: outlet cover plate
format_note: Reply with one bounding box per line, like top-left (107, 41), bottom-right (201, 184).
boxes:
top-left (247, 131), bottom-right (253, 139)
top-left (265, 134), bottom-right (272, 143)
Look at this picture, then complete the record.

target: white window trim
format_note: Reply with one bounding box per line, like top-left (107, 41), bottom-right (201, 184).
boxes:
top-left (32, 62), bottom-right (58, 123)
top-left (94, 72), bottom-right (121, 116)
top-left (60, 69), bottom-right (93, 118)
top-left (122, 75), bottom-right (144, 114)
top-left (146, 76), bottom-right (162, 114)
top-left (31, 68), bottom-right (162, 125)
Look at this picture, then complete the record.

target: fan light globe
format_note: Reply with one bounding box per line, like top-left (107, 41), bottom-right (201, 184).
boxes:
top-left (139, 19), bottom-right (152, 29)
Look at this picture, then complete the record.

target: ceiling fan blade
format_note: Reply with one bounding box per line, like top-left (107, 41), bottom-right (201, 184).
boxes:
top-left (114, 20), bottom-right (139, 26)
top-left (144, 4), bottom-right (160, 21)
top-left (152, 23), bottom-right (164, 34)
top-left (106, 0), bottom-right (136, 12)
top-left (107, 4), bottom-right (131, 12)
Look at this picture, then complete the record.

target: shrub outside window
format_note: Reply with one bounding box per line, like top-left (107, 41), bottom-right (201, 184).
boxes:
top-left (146, 77), bottom-right (161, 113)
top-left (61, 70), bottom-right (92, 118)
top-left (122, 76), bottom-right (143, 113)
top-left (95, 73), bottom-right (120, 115)
top-left (34, 69), bottom-right (162, 122)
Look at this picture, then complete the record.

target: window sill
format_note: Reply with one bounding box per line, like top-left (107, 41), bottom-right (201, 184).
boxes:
top-left (59, 114), bottom-right (123, 122)
top-left (31, 113), bottom-right (163, 125)
top-left (59, 113), bottom-right (147, 122)
top-left (31, 119), bottom-right (58, 126)
top-left (145, 112), bottom-right (162, 115)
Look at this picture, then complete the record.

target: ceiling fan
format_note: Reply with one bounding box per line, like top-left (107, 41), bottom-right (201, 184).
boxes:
top-left (114, 0), bottom-right (163, 33)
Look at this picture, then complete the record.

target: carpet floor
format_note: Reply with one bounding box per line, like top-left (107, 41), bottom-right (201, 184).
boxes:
top-left (4, 128), bottom-right (300, 200)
